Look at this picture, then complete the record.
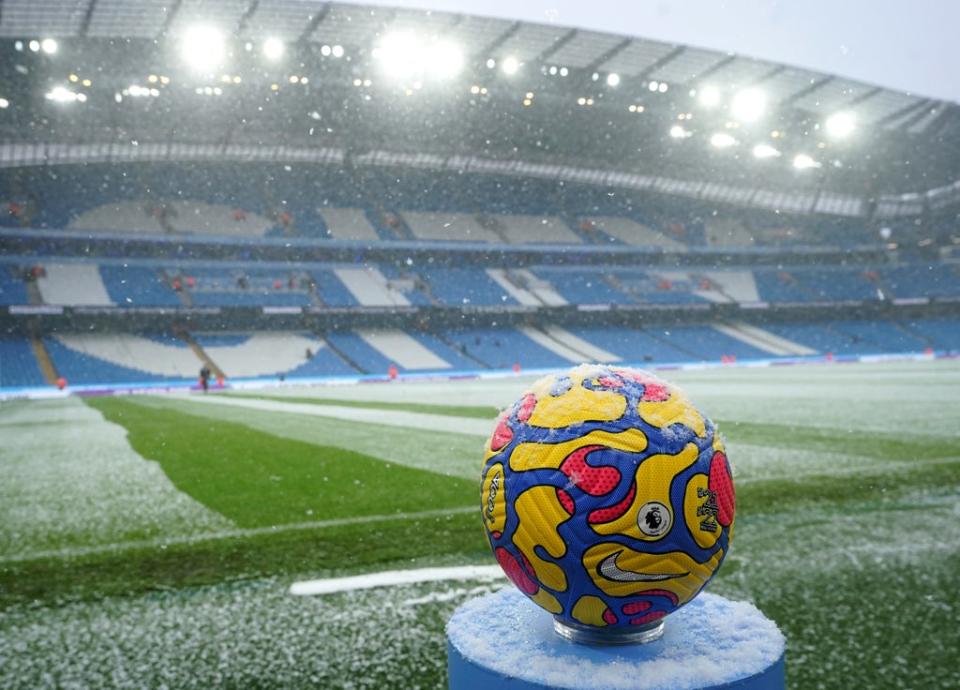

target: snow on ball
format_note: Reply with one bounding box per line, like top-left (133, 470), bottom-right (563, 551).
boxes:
top-left (480, 364), bottom-right (735, 633)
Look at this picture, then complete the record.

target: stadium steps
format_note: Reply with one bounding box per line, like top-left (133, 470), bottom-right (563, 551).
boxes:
top-left (602, 274), bottom-right (638, 303)
top-left (181, 332), bottom-right (225, 380)
top-left (29, 334), bottom-right (59, 384)
top-left (356, 329), bottom-right (452, 370)
top-left (317, 333), bottom-right (368, 374)
top-left (475, 215), bottom-right (512, 244)
top-left (486, 268), bottom-right (568, 306)
top-left (643, 328), bottom-right (712, 361)
top-left (540, 326), bottom-right (621, 363)
top-left (433, 333), bottom-right (491, 369)
top-left (161, 270), bottom-right (193, 307)
top-left (334, 267), bottom-right (410, 306)
top-left (715, 322), bottom-right (818, 356)
top-left (894, 321), bottom-right (934, 349)
top-left (25, 280), bottom-right (43, 306)
top-left (518, 326), bottom-right (598, 363)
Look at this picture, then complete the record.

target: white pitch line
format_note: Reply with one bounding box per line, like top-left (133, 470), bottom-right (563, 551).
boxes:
top-left (289, 565), bottom-right (506, 596)
top-left (0, 506), bottom-right (476, 564)
top-left (183, 394), bottom-right (494, 437)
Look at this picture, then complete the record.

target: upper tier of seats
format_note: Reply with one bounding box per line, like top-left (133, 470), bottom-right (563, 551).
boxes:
top-left (1, 260), bottom-right (957, 307)
top-left (0, 163), bottom-right (884, 248)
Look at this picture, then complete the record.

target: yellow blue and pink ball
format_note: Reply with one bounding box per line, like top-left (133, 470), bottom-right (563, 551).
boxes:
top-left (481, 365), bottom-right (735, 632)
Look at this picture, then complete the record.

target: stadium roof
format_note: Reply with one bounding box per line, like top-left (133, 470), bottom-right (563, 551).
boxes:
top-left (0, 0), bottom-right (958, 214)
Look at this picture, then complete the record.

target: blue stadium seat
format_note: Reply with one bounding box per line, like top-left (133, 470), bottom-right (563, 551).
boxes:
top-left (0, 338), bottom-right (46, 387)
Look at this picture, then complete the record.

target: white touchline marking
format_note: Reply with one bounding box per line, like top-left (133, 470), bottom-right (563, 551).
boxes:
top-left (289, 565), bottom-right (506, 596)
top-left (183, 394), bottom-right (495, 437)
top-left (0, 506), bottom-right (476, 564)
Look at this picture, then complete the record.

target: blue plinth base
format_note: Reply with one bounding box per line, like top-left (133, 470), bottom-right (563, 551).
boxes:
top-left (447, 589), bottom-right (784, 690)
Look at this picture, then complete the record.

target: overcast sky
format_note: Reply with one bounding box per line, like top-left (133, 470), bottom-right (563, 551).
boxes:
top-left (350, 0), bottom-right (958, 103)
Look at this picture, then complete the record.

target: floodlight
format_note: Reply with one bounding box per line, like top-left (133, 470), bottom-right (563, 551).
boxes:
top-left (375, 32), bottom-right (421, 79)
top-left (263, 37), bottom-right (284, 61)
top-left (28, 40), bottom-right (40, 52)
top-left (731, 88), bottom-right (766, 123)
top-left (332, 45), bottom-right (344, 58)
top-left (698, 85), bottom-right (721, 107)
top-left (0, 98), bottom-right (8, 109)
top-left (41, 38), bottom-right (58, 54)
top-left (501, 56), bottom-right (520, 76)
top-left (752, 143), bottom-right (781, 159)
top-left (180, 25), bottom-right (226, 72)
top-left (825, 111), bottom-right (856, 138)
top-left (710, 132), bottom-right (737, 148)
top-left (45, 86), bottom-right (80, 103)
top-left (606, 73), bottom-right (620, 87)
top-left (792, 153), bottom-right (820, 170)
top-left (320, 44), bottom-right (332, 57)
top-left (428, 39), bottom-right (464, 79)
top-left (669, 125), bottom-right (691, 139)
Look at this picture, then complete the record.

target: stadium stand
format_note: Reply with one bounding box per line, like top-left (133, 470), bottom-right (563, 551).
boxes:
top-left (319, 207), bottom-right (380, 242)
top-left (333, 267), bottom-right (411, 306)
top-left (100, 265), bottom-right (182, 307)
top-left (583, 217), bottom-right (687, 250)
top-left (485, 269), bottom-right (568, 306)
top-left (494, 215), bottom-right (582, 245)
top-left (37, 264), bottom-right (114, 306)
top-left (530, 267), bottom-right (632, 304)
top-left (43, 335), bottom-right (187, 384)
top-left (0, 266), bottom-right (28, 305)
top-left (196, 332), bottom-right (330, 378)
top-left (0, 338), bottom-right (47, 387)
top-left (401, 211), bottom-right (502, 243)
top-left (311, 269), bottom-right (362, 306)
top-left (425, 267), bottom-right (518, 306)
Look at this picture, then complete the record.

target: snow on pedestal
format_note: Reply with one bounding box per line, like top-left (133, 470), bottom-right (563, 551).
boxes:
top-left (447, 588), bottom-right (785, 690)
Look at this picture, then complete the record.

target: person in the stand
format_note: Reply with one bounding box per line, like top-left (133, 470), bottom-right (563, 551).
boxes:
top-left (199, 365), bottom-right (211, 392)
top-left (305, 347), bottom-right (313, 360)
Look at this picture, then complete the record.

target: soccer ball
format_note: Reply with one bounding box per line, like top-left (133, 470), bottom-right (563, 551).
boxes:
top-left (481, 364), bottom-right (734, 638)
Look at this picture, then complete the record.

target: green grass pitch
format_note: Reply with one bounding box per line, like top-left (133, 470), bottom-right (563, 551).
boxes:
top-left (1, 360), bottom-right (958, 689)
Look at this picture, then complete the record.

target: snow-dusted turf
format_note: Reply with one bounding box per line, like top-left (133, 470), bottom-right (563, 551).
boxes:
top-left (0, 397), bottom-right (232, 556)
top-left (1, 359), bottom-right (958, 689)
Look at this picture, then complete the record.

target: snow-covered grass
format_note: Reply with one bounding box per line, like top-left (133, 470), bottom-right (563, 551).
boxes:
top-left (0, 398), bottom-right (232, 557)
top-left (1, 359), bottom-right (958, 689)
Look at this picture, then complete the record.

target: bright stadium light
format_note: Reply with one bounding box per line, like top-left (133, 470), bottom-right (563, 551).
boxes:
top-left (710, 132), bottom-right (737, 148)
top-left (180, 25), bottom-right (226, 72)
top-left (752, 143), bottom-right (781, 159)
top-left (428, 39), bottom-right (464, 79)
top-left (45, 86), bottom-right (82, 103)
top-left (698, 84), bottom-right (721, 107)
top-left (731, 88), bottom-right (766, 123)
top-left (501, 56), bottom-right (520, 76)
top-left (825, 111), bottom-right (856, 138)
top-left (606, 72), bottom-right (621, 87)
top-left (793, 153), bottom-right (821, 170)
top-left (374, 32), bottom-right (464, 81)
top-left (669, 125), bottom-right (691, 139)
top-left (262, 37), bottom-right (284, 61)
top-left (0, 98), bottom-right (9, 109)
top-left (41, 38), bottom-right (58, 54)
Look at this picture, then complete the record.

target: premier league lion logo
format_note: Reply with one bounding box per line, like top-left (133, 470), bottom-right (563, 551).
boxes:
top-left (481, 365), bottom-right (735, 635)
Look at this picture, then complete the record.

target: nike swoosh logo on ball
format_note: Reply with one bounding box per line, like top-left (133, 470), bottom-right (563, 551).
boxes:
top-left (598, 551), bottom-right (688, 582)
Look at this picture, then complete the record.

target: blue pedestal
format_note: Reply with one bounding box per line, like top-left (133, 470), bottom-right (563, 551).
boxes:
top-left (447, 589), bottom-right (785, 690)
